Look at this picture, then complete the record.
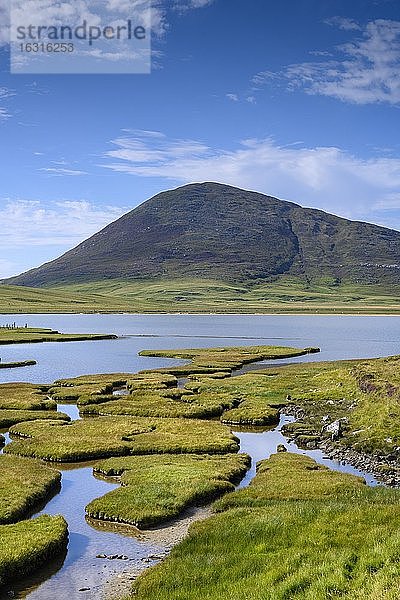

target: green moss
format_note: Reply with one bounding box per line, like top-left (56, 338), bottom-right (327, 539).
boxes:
top-left (0, 515), bottom-right (68, 587)
top-left (5, 416), bottom-right (239, 462)
top-left (0, 455), bottom-right (61, 524)
top-left (86, 453), bottom-right (250, 528)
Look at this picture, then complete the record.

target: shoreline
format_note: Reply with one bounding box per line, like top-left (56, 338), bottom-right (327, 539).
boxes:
top-left (98, 507), bottom-right (212, 600)
top-left (2, 311), bottom-right (400, 317)
top-left (283, 405), bottom-right (400, 488)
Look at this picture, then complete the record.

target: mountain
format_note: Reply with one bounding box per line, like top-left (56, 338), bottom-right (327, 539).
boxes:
top-left (5, 182), bottom-right (400, 288)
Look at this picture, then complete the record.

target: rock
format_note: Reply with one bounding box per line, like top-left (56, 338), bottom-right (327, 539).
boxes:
top-left (325, 419), bottom-right (343, 441)
top-left (78, 588), bottom-right (90, 592)
top-left (285, 394), bottom-right (291, 401)
top-left (96, 554), bottom-right (107, 559)
top-left (277, 444), bottom-right (287, 453)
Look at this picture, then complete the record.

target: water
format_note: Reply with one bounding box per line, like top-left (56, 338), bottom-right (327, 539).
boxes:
top-left (0, 314), bottom-right (397, 598)
top-left (0, 314), bottom-right (400, 383)
top-left (235, 415), bottom-right (379, 489)
top-left (17, 464), bottom-right (163, 600)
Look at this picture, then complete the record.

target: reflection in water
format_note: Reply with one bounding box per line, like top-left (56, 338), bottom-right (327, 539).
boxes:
top-left (57, 403), bottom-right (81, 421)
top-left (17, 463), bottom-right (163, 600)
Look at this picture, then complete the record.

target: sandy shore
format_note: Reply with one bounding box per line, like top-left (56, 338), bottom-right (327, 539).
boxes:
top-left (101, 506), bottom-right (212, 600)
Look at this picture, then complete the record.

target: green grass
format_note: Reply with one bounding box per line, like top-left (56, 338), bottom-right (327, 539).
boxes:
top-left (79, 391), bottom-right (224, 419)
top-left (214, 453), bottom-right (365, 511)
top-left (0, 410), bottom-right (69, 429)
top-left (0, 360), bottom-right (37, 369)
top-left (4, 277), bottom-right (400, 314)
top-left (0, 326), bottom-right (117, 344)
top-left (5, 416), bottom-right (239, 462)
top-left (0, 515), bottom-right (68, 587)
top-left (48, 350), bottom-right (314, 423)
top-left (131, 453), bottom-right (400, 600)
top-left (139, 345), bottom-right (319, 374)
top-left (0, 383), bottom-right (56, 411)
top-left (86, 453), bottom-right (250, 528)
top-left (0, 455), bottom-right (61, 524)
top-left (53, 277), bottom-right (400, 314)
top-left (132, 502), bottom-right (400, 600)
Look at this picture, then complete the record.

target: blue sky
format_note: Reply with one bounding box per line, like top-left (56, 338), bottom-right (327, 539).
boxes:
top-left (1, 0), bottom-right (400, 277)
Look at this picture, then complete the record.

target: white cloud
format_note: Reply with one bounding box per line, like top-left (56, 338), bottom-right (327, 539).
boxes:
top-left (226, 93), bottom-right (239, 102)
top-left (174, 0), bottom-right (215, 10)
top-left (324, 16), bottom-right (361, 31)
top-left (0, 87), bottom-right (14, 121)
top-left (102, 130), bottom-right (400, 228)
top-left (253, 19), bottom-right (400, 105)
top-left (0, 107), bottom-right (11, 121)
top-left (0, 199), bottom-right (128, 249)
top-left (39, 167), bottom-right (89, 176)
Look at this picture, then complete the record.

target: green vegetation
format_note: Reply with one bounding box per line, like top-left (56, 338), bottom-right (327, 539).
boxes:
top-left (79, 391), bottom-right (224, 420)
top-left (0, 410), bottom-right (69, 429)
top-left (86, 453), bottom-right (250, 528)
top-left (3, 277), bottom-right (400, 314)
top-left (0, 283), bottom-right (129, 314)
top-left (132, 453), bottom-right (400, 600)
top-left (5, 416), bottom-right (239, 462)
top-left (214, 453), bottom-right (364, 510)
top-left (0, 382), bottom-right (69, 427)
top-left (0, 383), bottom-right (56, 410)
top-left (54, 276), bottom-right (400, 314)
top-left (0, 455), bottom-right (61, 524)
top-left (0, 326), bottom-right (117, 344)
top-left (47, 346), bottom-right (315, 424)
top-left (0, 515), bottom-right (68, 587)
top-left (7, 182), bottom-right (400, 307)
top-left (252, 354), bottom-right (400, 457)
top-left (139, 345), bottom-right (318, 374)
top-left (0, 360), bottom-right (36, 369)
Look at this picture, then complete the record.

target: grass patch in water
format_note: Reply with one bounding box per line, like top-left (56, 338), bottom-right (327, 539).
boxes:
top-left (139, 345), bottom-right (319, 376)
top-left (0, 360), bottom-right (36, 369)
top-left (86, 453), bottom-right (250, 528)
top-left (0, 515), bottom-right (68, 587)
top-left (0, 326), bottom-right (117, 345)
top-left (5, 416), bottom-right (239, 462)
top-left (0, 410), bottom-right (69, 429)
top-left (79, 388), bottom-right (227, 419)
top-left (214, 452), bottom-right (365, 511)
top-left (0, 455), bottom-right (61, 524)
top-left (0, 383), bottom-right (56, 411)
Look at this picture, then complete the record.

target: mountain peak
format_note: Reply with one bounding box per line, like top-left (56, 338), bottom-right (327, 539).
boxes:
top-left (4, 183), bottom-right (400, 287)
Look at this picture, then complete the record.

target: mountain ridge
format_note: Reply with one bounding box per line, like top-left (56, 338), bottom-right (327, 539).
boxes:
top-left (4, 182), bottom-right (400, 288)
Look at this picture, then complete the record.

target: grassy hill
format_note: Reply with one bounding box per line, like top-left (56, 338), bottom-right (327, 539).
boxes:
top-left (3, 182), bottom-right (400, 313)
top-left (2, 278), bottom-right (400, 314)
top-left (5, 182), bottom-right (400, 290)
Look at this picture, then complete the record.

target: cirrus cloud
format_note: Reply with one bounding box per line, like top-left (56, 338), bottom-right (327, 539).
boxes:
top-left (253, 19), bottom-right (400, 106)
